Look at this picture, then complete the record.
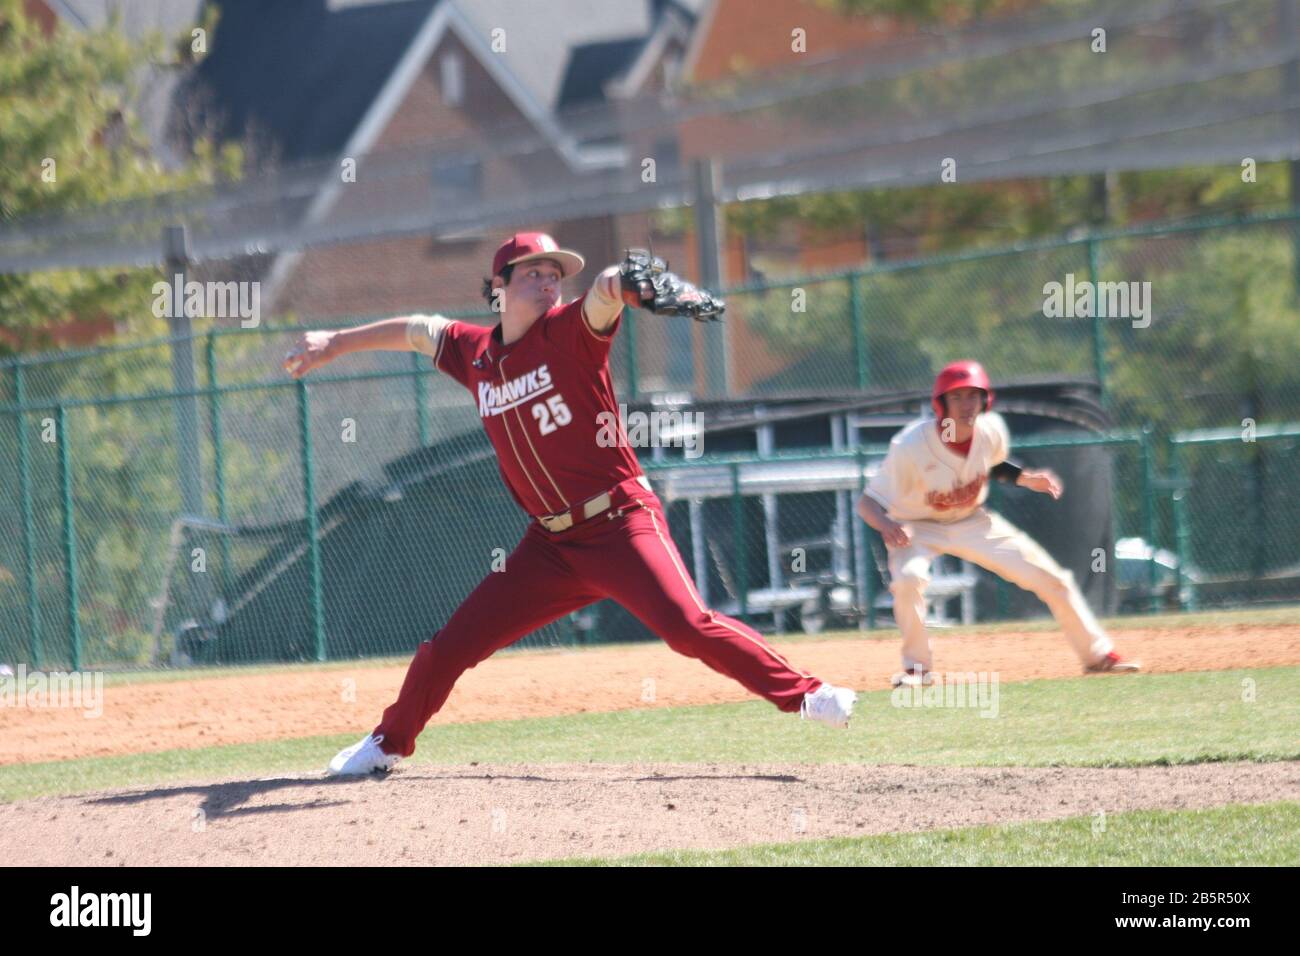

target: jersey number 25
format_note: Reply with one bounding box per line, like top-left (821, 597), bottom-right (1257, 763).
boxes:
top-left (532, 394), bottom-right (572, 435)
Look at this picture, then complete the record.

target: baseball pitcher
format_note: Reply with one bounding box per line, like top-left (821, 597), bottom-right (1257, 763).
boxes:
top-left (856, 360), bottom-right (1140, 686)
top-left (284, 233), bottom-right (858, 775)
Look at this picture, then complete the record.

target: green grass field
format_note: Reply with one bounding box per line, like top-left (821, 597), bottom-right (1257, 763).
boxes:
top-left (5, 607), bottom-right (1297, 865)
top-left (539, 802), bottom-right (1300, 866)
top-left (3, 666), bottom-right (1296, 805)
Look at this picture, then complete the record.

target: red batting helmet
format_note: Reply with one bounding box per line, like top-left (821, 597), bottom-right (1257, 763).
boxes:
top-left (931, 360), bottom-right (993, 420)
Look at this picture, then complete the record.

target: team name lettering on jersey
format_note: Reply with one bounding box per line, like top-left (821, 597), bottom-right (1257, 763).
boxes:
top-left (477, 364), bottom-right (553, 417)
top-left (926, 474), bottom-right (986, 511)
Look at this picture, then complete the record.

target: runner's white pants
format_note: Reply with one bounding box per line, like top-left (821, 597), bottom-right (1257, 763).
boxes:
top-left (885, 508), bottom-right (1113, 671)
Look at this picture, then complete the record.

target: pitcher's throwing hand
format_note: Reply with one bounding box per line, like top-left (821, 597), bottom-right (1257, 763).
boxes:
top-left (283, 330), bottom-right (338, 379)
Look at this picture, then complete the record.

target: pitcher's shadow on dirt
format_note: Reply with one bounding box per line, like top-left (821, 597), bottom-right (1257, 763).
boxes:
top-left (80, 768), bottom-right (804, 821)
top-left (414, 771), bottom-right (801, 784)
top-left (84, 775), bottom-right (362, 822)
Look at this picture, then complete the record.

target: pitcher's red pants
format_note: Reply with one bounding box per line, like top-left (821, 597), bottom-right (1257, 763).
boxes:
top-left (374, 481), bottom-right (821, 756)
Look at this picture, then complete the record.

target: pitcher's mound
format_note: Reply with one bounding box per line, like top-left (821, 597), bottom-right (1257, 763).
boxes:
top-left (1, 760), bottom-right (1295, 866)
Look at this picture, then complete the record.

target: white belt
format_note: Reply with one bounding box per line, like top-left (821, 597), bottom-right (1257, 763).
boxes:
top-left (536, 476), bottom-right (652, 533)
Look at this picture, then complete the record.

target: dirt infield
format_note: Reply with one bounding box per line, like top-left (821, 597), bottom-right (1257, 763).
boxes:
top-left (3, 622), bottom-right (1298, 766)
top-left (1, 760), bottom-right (1295, 866)
top-left (3, 620), bottom-right (1297, 865)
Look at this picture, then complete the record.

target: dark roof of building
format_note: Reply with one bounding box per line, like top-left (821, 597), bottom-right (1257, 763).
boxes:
top-left (187, 0), bottom-right (706, 165)
top-left (191, 0), bottom-right (436, 164)
top-left (556, 36), bottom-right (645, 110)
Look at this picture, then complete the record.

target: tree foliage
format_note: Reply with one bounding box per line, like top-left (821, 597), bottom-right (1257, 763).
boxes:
top-left (0, 0), bottom-right (240, 355)
top-left (0, 0), bottom-right (246, 664)
top-left (719, 0), bottom-right (1290, 265)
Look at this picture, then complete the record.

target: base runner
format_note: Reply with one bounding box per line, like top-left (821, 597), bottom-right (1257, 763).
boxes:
top-left (283, 232), bottom-right (858, 775)
top-left (855, 360), bottom-right (1140, 686)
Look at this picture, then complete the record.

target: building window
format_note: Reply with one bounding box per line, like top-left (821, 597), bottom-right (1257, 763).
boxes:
top-left (652, 136), bottom-right (680, 177)
top-left (433, 155), bottom-right (482, 202)
top-left (661, 50), bottom-right (683, 92)
top-left (441, 51), bottom-right (464, 106)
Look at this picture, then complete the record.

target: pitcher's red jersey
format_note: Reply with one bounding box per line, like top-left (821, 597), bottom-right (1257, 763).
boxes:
top-left (431, 293), bottom-right (642, 516)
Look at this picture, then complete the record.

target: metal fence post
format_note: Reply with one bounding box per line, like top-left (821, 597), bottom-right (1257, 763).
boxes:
top-left (297, 380), bottom-right (326, 661)
top-left (623, 306), bottom-right (638, 400)
top-left (1169, 439), bottom-right (1193, 611)
top-left (730, 463), bottom-right (748, 620)
top-left (850, 274), bottom-right (870, 390)
top-left (205, 333), bottom-right (234, 600)
top-left (411, 352), bottom-right (430, 447)
top-left (1247, 434), bottom-right (1266, 592)
top-left (56, 405), bottom-right (81, 671)
top-left (163, 224), bottom-right (205, 518)
top-left (854, 448), bottom-right (875, 628)
top-left (1087, 238), bottom-right (1109, 407)
top-left (1140, 425), bottom-right (1158, 613)
top-left (693, 157), bottom-right (731, 396)
top-left (15, 365), bottom-right (41, 668)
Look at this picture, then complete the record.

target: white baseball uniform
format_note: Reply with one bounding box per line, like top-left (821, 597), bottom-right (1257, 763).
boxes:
top-left (864, 412), bottom-right (1113, 671)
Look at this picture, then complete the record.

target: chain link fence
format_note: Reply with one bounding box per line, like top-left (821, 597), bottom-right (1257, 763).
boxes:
top-left (1170, 425), bottom-right (1300, 608)
top-left (0, 404), bottom-right (1218, 671)
top-left (3, 214), bottom-right (1300, 670)
top-left (6, 209), bottom-right (1299, 420)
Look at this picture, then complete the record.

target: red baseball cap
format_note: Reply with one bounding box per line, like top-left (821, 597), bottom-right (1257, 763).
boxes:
top-left (491, 232), bottom-right (585, 278)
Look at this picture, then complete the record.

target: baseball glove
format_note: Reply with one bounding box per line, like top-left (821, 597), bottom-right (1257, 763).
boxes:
top-left (618, 249), bottom-right (725, 321)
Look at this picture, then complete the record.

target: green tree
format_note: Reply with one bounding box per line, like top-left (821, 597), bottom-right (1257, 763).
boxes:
top-left (0, 0), bottom-right (239, 355)
top-left (1103, 230), bottom-right (1300, 433)
top-left (0, 0), bottom-right (244, 665)
top-left (707, 0), bottom-right (1291, 267)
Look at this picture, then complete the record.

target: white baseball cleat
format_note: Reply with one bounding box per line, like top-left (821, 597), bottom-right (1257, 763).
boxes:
top-left (890, 667), bottom-right (934, 688)
top-left (327, 733), bottom-right (401, 776)
top-left (1084, 652), bottom-right (1141, 674)
top-left (800, 683), bottom-right (857, 729)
